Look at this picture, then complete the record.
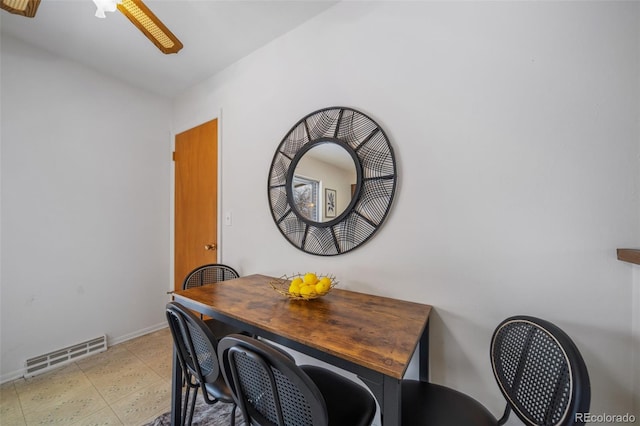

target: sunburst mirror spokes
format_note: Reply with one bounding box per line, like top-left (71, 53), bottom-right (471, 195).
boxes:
top-left (268, 106), bottom-right (397, 256)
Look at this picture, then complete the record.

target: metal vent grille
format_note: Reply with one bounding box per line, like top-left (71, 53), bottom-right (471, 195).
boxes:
top-left (24, 335), bottom-right (107, 377)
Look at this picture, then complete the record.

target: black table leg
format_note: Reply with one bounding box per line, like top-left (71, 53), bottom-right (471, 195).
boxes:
top-left (419, 320), bottom-right (430, 382)
top-left (359, 372), bottom-right (402, 426)
top-left (380, 320), bottom-right (429, 425)
top-left (382, 375), bottom-right (402, 426)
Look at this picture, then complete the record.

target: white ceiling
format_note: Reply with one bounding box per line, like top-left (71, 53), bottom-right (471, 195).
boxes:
top-left (0, 0), bottom-right (337, 98)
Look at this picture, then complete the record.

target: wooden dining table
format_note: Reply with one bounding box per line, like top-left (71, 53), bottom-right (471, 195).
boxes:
top-left (171, 274), bottom-right (432, 426)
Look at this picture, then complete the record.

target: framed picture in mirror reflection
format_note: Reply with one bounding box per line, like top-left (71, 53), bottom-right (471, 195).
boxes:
top-left (325, 188), bottom-right (336, 218)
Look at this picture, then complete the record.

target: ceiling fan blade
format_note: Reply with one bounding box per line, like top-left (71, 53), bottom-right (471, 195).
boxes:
top-left (117, 0), bottom-right (183, 55)
top-left (1, 0), bottom-right (41, 17)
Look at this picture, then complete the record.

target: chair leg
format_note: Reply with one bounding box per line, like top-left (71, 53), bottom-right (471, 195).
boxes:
top-left (181, 384), bottom-right (192, 426)
top-left (187, 387), bottom-right (199, 426)
top-left (230, 404), bottom-right (237, 426)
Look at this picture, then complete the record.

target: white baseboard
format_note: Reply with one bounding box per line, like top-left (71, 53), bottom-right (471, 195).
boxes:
top-left (1, 369), bottom-right (25, 384)
top-left (0, 323), bottom-right (169, 385)
top-left (108, 322), bottom-right (168, 346)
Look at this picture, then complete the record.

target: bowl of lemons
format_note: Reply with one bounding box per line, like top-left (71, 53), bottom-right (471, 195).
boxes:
top-left (270, 272), bottom-right (337, 300)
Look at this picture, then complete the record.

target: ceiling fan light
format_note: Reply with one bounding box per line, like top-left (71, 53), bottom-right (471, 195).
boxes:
top-left (1, 0), bottom-right (40, 17)
top-left (117, 0), bottom-right (183, 55)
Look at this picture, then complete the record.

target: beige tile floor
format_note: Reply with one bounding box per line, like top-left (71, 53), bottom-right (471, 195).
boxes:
top-left (0, 328), bottom-right (174, 425)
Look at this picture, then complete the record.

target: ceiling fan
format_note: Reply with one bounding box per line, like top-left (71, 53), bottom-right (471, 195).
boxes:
top-left (0, 0), bottom-right (183, 54)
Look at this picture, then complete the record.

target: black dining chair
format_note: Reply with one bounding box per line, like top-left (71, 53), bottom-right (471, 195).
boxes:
top-left (182, 263), bottom-right (248, 338)
top-left (183, 263), bottom-right (240, 290)
top-left (166, 302), bottom-right (237, 426)
top-left (218, 334), bottom-right (377, 426)
top-left (402, 315), bottom-right (591, 426)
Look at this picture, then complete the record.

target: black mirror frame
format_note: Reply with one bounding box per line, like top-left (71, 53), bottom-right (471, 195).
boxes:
top-left (268, 106), bottom-right (397, 256)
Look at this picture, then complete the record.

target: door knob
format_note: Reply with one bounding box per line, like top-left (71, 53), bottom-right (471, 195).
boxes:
top-left (204, 243), bottom-right (217, 251)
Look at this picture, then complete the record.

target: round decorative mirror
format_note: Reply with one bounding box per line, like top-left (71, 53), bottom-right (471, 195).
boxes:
top-left (268, 107), bottom-right (397, 256)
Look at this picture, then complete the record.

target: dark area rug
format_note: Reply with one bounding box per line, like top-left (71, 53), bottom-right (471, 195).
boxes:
top-left (145, 395), bottom-right (245, 426)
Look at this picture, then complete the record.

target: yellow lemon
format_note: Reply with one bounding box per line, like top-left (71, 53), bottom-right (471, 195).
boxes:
top-left (319, 277), bottom-right (332, 287)
top-left (288, 283), bottom-right (300, 296)
top-left (303, 272), bottom-right (318, 285)
top-left (299, 285), bottom-right (315, 298)
top-left (315, 281), bottom-right (330, 295)
top-left (291, 277), bottom-right (303, 287)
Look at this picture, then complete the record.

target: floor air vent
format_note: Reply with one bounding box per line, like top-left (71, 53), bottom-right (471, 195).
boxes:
top-left (24, 335), bottom-right (107, 377)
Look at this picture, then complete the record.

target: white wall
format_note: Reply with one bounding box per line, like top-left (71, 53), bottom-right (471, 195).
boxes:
top-left (174, 1), bottom-right (640, 421)
top-left (0, 36), bottom-right (172, 381)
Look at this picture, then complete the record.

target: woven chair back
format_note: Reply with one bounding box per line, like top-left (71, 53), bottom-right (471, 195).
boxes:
top-left (166, 302), bottom-right (222, 385)
top-left (491, 316), bottom-right (590, 426)
top-left (219, 335), bottom-right (328, 426)
top-left (183, 264), bottom-right (239, 290)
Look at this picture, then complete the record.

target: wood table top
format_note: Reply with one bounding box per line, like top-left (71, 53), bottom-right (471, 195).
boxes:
top-left (173, 274), bottom-right (432, 379)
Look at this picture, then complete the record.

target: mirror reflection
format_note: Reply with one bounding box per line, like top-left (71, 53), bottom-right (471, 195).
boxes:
top-left (291, 143), bottom-right (357, 223)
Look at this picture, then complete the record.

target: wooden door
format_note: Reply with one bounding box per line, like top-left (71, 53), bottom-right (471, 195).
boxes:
top-left (174, 119), bottom-right (218, 291)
